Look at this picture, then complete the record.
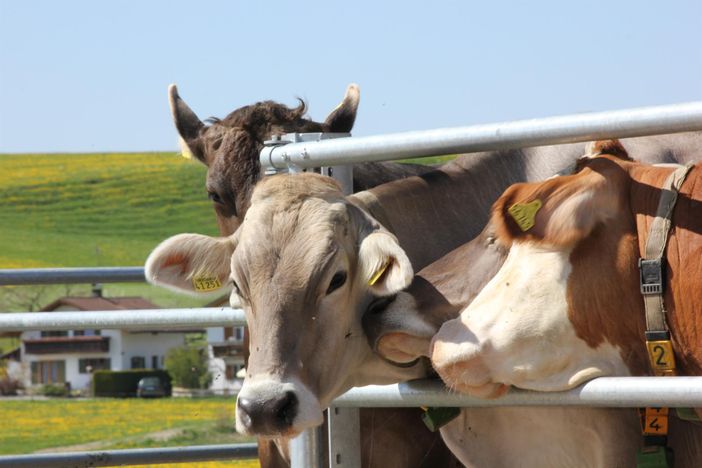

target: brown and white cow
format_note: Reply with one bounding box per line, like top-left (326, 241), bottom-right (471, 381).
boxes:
top-left (365, 214), bottom-right (698, 468)
top-left (431, 141), bottom-right (701, 396)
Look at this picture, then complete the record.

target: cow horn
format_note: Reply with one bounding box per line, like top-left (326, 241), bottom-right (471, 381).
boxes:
top-left (168, 84), bottom-right (206, 162)
top-left (324, 83), bottom-right (360, 133)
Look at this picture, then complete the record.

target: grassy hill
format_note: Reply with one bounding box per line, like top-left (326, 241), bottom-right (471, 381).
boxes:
top-left (0, 152), bottom-right (221, 310)
top-left (0, 152), bottom-right (218, 267)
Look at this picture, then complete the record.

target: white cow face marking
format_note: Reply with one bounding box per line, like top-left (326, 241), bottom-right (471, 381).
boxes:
top-left (431, 242), bottom-right (629, 395)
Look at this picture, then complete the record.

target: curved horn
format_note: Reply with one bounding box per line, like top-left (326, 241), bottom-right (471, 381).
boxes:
top-left (168, 84), bottom-right (206, 163)
top-left (324, 83), bottom-right (360, 133)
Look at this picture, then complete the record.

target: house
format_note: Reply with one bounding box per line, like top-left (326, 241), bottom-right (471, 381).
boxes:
top-left (18, 295), bottom-right (201, 391)
top-left (204, 296), bottom-right (247, 394)
top-left (206, 325), bottom-right (246, 394)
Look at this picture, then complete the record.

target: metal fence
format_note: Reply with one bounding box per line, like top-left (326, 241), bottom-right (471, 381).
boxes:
top-left (3, 102), bottom-right (702, 467)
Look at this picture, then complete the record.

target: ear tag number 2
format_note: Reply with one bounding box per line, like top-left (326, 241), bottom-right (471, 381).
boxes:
top-left (508, 200), bottom-right (542, 232)
top-left (192, 275), bottom-right (222, 292)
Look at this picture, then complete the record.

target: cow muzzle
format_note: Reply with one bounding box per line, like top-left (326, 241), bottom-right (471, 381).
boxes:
top-left (235, 376), bottom-right (323, 436)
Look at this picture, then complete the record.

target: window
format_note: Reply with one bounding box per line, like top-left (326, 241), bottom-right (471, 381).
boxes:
top-left (74, 330), bottom-right (101, 336)
top-left (234, 327), bottom-right (244, 341)
top-left (151, 355), bottom-right (159, 369)
top-left (40, 331), bottom-right (68, 338)
top-left (78, 358), bottom-right (110, 374)
top-left (130, 356), bottom-right (146, 369)
top-left (225, 364), bottom-right (235, 380)
top-left (30, 361), bottom-right (66, 384)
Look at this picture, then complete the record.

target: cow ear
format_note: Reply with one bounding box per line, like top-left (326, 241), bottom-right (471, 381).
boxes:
top-left (358, 231), bottom-right (413, 296)
top-left (495, 165), bottom-right (621, 247)
top-left (324, 83), bottom-right (360, 133)
top-left (145, 233), bottom-right (236, 295)
top-left (585, 139), bottom-right (631, 161)
top-left (168, 84), bottom-right (207, 164)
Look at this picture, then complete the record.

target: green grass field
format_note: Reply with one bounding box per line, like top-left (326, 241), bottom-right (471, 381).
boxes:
top-left (0, 152), bottom-right (222, 310)
top-left (0, 398), bottom-right (258, 467)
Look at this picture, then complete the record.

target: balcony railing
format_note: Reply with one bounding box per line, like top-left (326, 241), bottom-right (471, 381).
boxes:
top-left (23, 336), bottom-right (110, 354)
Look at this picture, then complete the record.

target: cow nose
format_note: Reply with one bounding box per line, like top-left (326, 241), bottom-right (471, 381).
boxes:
top-left (237, 391), bottom-right (299, 434)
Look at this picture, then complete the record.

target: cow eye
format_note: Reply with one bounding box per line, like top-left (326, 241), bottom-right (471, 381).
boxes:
top-left (326, 271), bottom-right (347, 295)
top-left (208, 191), bottom-right (223, 204)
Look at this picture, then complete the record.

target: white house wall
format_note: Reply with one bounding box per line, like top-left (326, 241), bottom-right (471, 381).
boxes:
top-left (119, 332), bottom-right (186, 370)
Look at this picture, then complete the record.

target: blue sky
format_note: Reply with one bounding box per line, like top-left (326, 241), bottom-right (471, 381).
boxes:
top-left (1, 0), bottom-right (700, 153)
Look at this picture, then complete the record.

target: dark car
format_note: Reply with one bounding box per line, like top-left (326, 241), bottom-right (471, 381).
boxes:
top-left (136, 376), bottom-right (167, 398)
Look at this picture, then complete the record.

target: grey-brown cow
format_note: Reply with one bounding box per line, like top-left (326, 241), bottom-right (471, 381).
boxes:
top-left (169, 84), bottom-right (454, 467)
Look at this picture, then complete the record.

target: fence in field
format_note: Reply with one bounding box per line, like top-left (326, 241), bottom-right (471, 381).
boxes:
top-left (1, 101), bottom-right (702, 467)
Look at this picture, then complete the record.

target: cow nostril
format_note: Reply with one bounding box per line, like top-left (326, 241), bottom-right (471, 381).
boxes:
top-left (273, 391), bottom-right (298, 427)
top-left (237, 397), bottom-right (254, 428)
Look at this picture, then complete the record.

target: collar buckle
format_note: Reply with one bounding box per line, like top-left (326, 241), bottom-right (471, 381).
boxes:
top-left (639, 258), bottom-right (664, 295)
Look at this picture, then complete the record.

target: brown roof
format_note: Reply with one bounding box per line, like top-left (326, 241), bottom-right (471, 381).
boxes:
top-left (37, 296), bottom-right (204, 333)
top-left (40, 296), bottom-right (160, 312)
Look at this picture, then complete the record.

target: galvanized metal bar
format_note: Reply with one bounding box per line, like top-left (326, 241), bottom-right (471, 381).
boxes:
top-left (290, 426), bottom-right (323, 468)
top-left (0, 443), bottom-right (258, 467)
top-left (332, 377), bottom-right (702, 408)
top-left (328, 407), bottom-right (361, 468)
top-left (0, 267), bottom-right (145, 285)
top-left (261, 101), bottom-right (702, 169)
top-left (0, 308), bottom-right (246, 331)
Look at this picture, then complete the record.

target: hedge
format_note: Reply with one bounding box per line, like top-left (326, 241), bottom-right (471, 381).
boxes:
top-left (92, 369), bottom-right (172, 397)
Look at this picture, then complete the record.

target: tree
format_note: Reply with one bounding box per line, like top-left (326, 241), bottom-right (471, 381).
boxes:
top-left (164, 346), bottom-right (211, 389)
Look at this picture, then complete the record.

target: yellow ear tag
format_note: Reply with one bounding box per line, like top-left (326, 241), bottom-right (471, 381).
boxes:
top-left (192, 275), bottom-right (222, 292)
top-left (508, 200), bottom-right (543, 232)
top-left (368, 260), bottom-right (391, 286)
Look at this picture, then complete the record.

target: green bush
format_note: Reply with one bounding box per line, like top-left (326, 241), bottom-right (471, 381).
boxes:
top-left (39, 383), bottom-right (69, 397)
top-left (165, 347), bottom-right (212, 389)
top-left (92, 369), bottom-right (172, 397)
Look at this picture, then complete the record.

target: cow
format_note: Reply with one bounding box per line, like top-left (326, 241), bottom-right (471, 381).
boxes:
top-left (431, 140), bottom-right (701, 393)
top-left (171, 83), bottom-right (462, 466)
top-left (365, 200), bottom-right (700, 467)
top-left (421, 140), bottom-right (702, 466)
top-left (169, 84), bottom-right (454, 467)
top-left (147, 132), bottom-right (701, 466)
top-left (169, 83), bottom-right (435, 234)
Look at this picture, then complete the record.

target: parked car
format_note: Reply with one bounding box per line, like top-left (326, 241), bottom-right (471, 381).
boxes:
top-left (136, 377), bottom-right (166, 398)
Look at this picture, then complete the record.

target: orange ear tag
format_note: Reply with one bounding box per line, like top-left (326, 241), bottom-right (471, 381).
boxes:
top-left (192, 274), bottom-right (222, 292)
top-left (368, 260), bottom-right (391, 286)
top-left (508, 200), bottom-right (542, 232)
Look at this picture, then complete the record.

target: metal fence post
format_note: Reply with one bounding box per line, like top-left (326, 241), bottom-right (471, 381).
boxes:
top-left (328, 407), bottom-right (361, 467)
top-left (290, 426), bottom-right (324, 468)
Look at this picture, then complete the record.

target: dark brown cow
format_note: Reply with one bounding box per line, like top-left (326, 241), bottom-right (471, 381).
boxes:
top-left (169, 83), bottom-right (434, 234)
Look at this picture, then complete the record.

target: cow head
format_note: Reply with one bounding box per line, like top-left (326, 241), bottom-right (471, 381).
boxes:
top-left (363, 225), bottom-right (507, 366)
top-left (431, 141), bottom-right (649, 396)
top-left (169, 84), bottom-right (360, 235)
top-left (146, 173), bottom-right (426, 437)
